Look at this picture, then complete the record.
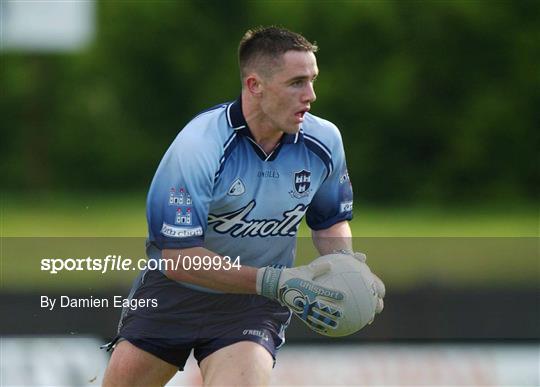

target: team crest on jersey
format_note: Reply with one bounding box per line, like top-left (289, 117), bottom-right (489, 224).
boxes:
top-left (228, 178), bottom-right (246, 196)
top-left (290, 169), bottom-right (312, 199)
top-left (175, 207), bottom-right (192, 225)
top-left (168, 187), bottom-right (192, 206)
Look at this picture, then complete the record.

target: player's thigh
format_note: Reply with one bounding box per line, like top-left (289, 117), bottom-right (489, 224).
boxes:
top-left (103, 340), bottom-right (178, 387)
top-left (200, 341), bottom-right (273, 386)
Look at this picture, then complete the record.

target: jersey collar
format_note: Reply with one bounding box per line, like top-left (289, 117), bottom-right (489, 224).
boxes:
top-left (226, 97), bottom-right (304, 145)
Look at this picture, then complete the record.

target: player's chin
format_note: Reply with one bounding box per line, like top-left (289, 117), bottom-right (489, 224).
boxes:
top-left (284, 122), bottom-right (301, 134)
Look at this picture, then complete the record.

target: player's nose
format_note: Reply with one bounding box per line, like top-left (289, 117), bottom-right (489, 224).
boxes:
top-left (303, 82), bottom-right (316, 103)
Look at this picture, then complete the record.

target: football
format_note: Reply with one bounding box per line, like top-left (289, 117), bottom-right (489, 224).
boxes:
top-left (310, 253), bottom-right (379, 337)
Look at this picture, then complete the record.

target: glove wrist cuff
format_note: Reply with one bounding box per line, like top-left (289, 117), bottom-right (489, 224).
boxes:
top-left (332, 250), bottom-right (367, 263)
top-left (332, 248), bottom-right (354, 255)
top-left (256, 266), bottom-right (282, 299)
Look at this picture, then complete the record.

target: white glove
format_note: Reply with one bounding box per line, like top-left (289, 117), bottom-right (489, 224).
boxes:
top-left (257, 262), bottom-right (345, 332)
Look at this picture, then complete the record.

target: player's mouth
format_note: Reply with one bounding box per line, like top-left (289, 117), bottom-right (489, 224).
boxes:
top-left (294, 107), bottom-right (310, 123)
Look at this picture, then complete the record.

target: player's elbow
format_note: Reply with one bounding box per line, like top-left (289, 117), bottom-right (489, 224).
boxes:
top-left (161, 249), bottom-right (190, 282)
top-left (163, 262), bottom-right (204, 285)
top-left (163, 267), bottom-right (186, 282)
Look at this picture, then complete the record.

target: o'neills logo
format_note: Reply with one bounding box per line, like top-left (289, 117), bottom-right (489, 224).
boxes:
top-left (208, 200), bottom-right (307, 237)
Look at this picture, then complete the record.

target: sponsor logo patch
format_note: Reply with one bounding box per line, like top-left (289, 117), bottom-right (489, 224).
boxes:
top-left (340, 201), bottom-right (353, 213)
top-left (161, 223), bottom-right (203, 238)
top-left (208, 200), bottom-right (307, 238)
top-left (339, 171), bottom-right (350, 184)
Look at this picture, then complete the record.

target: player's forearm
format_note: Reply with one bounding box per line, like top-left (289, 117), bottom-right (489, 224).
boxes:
top-left (311, 220), bottom-right (353, 256)
top-left (162, 247), bottom-right (257, 294)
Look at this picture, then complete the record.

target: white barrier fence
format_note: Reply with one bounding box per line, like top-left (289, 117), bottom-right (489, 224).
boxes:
top-left (1, 337), bottom-right (538, 386)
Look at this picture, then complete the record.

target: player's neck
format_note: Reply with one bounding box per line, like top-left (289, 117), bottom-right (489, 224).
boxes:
top-left (242, 94), bottom-right (283, 155)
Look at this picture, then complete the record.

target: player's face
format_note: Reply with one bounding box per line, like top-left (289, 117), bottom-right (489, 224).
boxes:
top-left (260, 50), bottom-right (318, 134)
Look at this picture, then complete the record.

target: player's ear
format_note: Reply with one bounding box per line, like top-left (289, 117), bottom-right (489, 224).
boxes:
top-left (245, 74), bottom-right (263, 97)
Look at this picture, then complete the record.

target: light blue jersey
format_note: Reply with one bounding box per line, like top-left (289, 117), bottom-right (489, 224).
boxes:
top-left (146, 98), bottom-right (353, 291)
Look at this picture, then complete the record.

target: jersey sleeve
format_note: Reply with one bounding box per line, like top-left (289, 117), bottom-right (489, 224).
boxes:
top-left (306, 131), bottom-right (354, 230)
top-left (146, 127), bottom-right (220, 249)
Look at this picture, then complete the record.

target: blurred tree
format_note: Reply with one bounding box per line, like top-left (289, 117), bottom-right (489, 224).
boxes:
top-left (1, 0), bottom-right (538, 204)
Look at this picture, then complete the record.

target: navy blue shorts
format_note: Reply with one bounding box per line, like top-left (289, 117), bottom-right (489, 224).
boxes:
top-left (105, 269), bottom-right (291, 370)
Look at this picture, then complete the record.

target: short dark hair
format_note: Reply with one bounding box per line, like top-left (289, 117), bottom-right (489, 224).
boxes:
top-left (238, 26), bottom-right (318, 80)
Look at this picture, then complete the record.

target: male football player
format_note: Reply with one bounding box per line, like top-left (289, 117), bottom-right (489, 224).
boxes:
top-left (103, 26), bottom-right (384, 386)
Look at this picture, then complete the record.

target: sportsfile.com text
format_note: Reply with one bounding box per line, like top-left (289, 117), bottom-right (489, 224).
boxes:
top-left (40, 255), bottom-right (242, 274)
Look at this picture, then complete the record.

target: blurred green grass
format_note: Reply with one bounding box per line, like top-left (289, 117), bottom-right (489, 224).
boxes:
top-left (1, 192), bottom-right (537, 237)
top-left (1, 192), bottom-right (538, 291)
